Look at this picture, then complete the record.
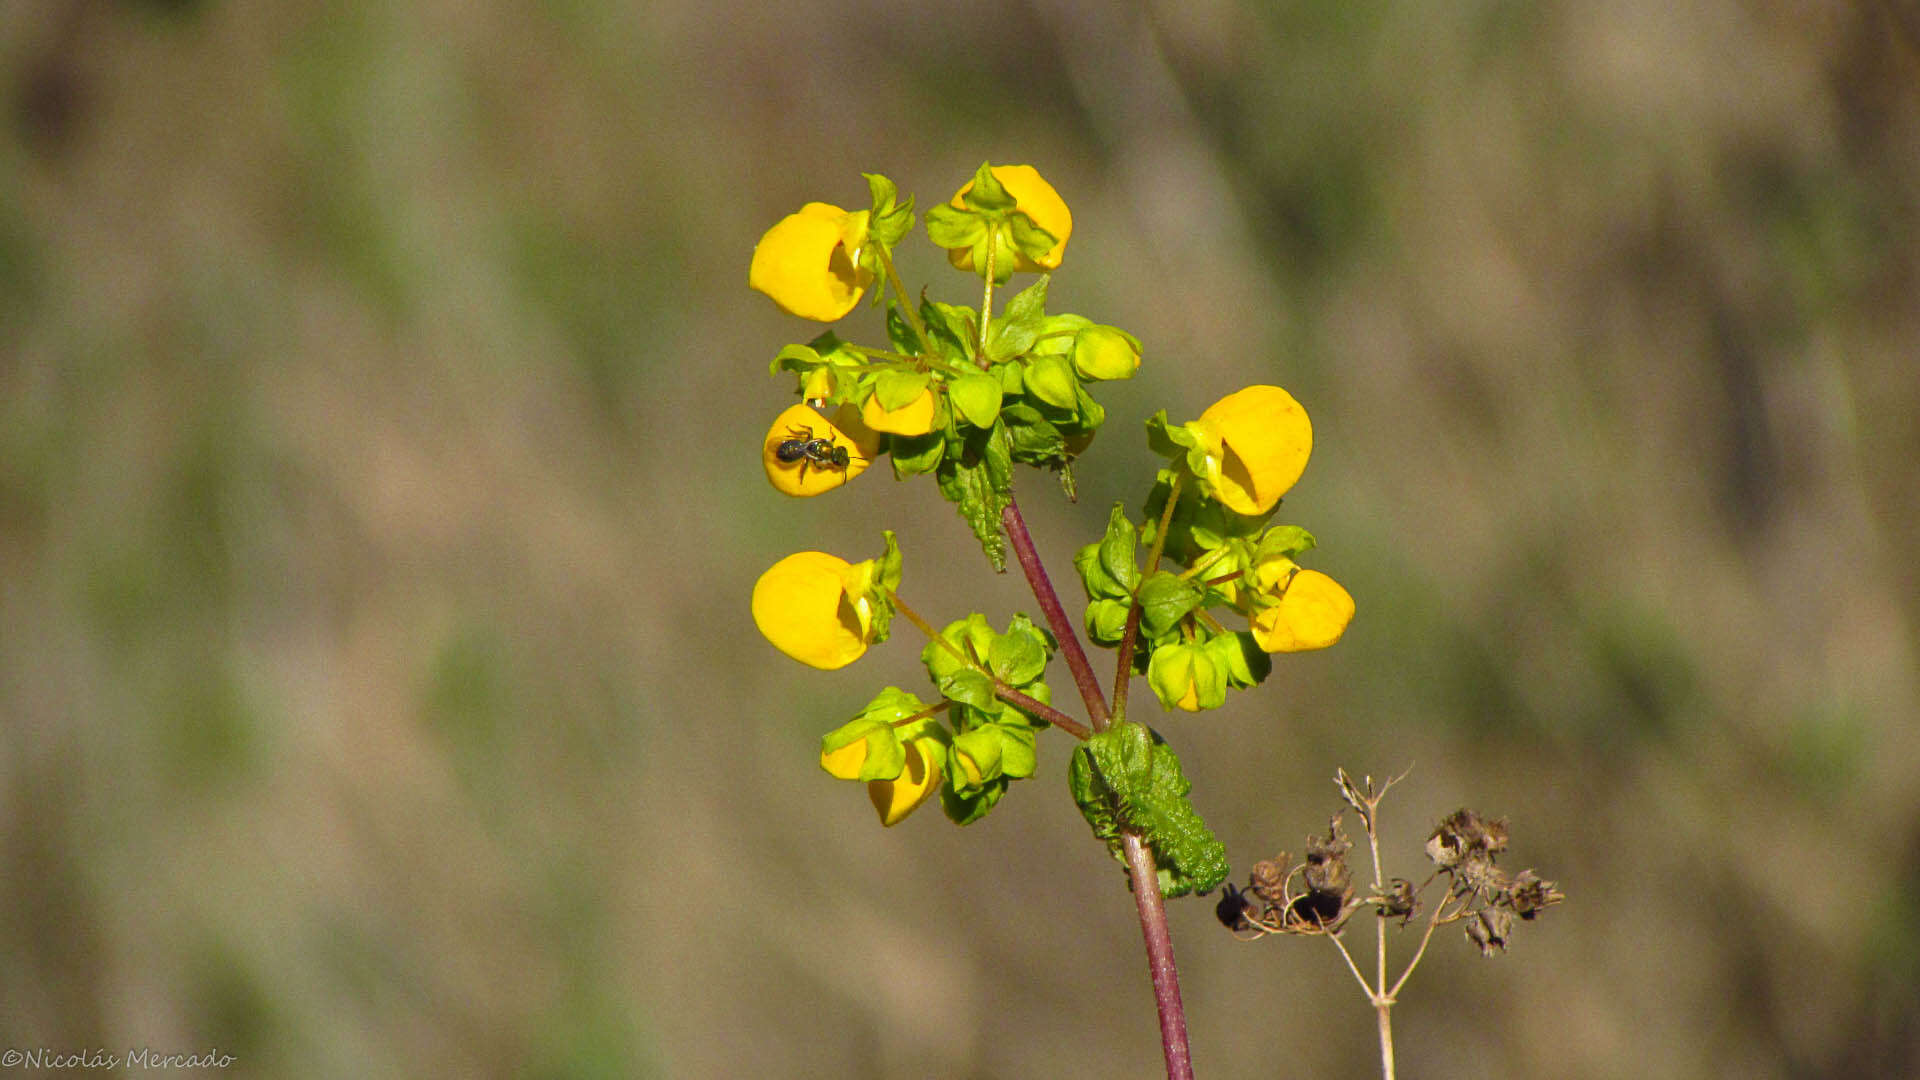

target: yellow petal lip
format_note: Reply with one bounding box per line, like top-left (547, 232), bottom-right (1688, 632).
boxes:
top-left (1195, 385), bottom-right (1313, 517)
top-left (1250, 568), bottom-right (1354, 653)
top-left (752, 552), bottom-right (872, 669)
top-left (749, 202), bottom-right (875, 322)
top-left (945, 165), bottom-right (1073, 273)
top-left (859, 387), bottom-right (936, 436)
top-left (763, 402), bottom-right (879, 497)
top-left (869, 740), bottom-right (942, 826)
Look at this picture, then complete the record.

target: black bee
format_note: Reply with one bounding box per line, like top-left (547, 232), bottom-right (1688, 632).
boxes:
top-left (774, 425), bottom-right (863, 483)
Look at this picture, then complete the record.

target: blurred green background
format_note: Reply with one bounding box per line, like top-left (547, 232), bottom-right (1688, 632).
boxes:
top-left (4, 1), bottom-right (1918, 1076)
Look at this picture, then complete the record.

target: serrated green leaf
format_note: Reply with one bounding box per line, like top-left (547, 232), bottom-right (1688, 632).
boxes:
top-left (1068, 723), bottom-right (1228, 898)
top-left (936, 452), bottom-right (1009, 570)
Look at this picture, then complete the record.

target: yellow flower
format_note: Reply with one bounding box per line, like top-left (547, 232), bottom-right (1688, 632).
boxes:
top-left (945, 165), bottom-right (1072, 274)
top-left (866, 739), bottom-right (943, 826)
top-left (1249, 567), bottom-right (1354, 653)
top-left (763, 402), bottom-right (881, 497)
top-left (860, 386), bottom-right (936, 436)
top-left (752, 552), bottom-right (875, 669)
top-left (1192, 385), bottom-right (1313, 517)
top-left (749, 203), bottom-right (875, 321)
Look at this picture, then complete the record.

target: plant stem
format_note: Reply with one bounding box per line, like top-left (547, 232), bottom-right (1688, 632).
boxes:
top-left (978, 239), bottom-right (996, 365)
top-left (1112, 473), bottom-right (1183, 724)
top-left (999, 497), bottom-right (1110, 731)
top-left (1124, 832), bottom-right (1195, 1080)
top-left (999, 495), bottom-right (1193, 1079)
top-left (874, 246), bottom-right (937, 358)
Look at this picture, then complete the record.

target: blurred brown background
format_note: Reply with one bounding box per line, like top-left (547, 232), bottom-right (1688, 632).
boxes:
top-left (4, 1), bottom-right (1918, 1076)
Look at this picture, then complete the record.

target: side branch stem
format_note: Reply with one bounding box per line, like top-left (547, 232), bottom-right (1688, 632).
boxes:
top-left (1000, 496), bottom-right (1110, 730)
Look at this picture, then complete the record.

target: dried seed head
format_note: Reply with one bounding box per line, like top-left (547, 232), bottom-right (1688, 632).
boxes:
top-left (1250, 854), bottom-right (1291, 908)
top-left (1506, 869), bottom-right (1566, 919)
top-left (1427, 808), bottom-right (1509, 869)
top-left (1377, 877), bottom-right (1418, 922)
top-left (1466, 907), bottom-right (1514, 956)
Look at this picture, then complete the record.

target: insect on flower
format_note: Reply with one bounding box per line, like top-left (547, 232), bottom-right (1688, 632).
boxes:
top-left (775, 425), bottom-right (866, 483)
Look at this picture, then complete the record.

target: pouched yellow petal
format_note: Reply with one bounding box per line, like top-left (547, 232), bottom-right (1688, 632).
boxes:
top-left (1194, 385), bottom-right (1312, 517)
top-left (946, 165), bottom-right (1072, 273)
top-left (763, 402), bottom-right (878, 497)
top-left (752, 552), bottom-right (873, 669)
top-left (1250, 569), bottom-right (1354, 653)
top-left (860, 387), bottom-right (936, 436)
top-left (869, 740), bottom-right (942, 826)
top-left (749, 202), bottom-right (875, 322)
top-left (820, 739), bottom-right (869, 780)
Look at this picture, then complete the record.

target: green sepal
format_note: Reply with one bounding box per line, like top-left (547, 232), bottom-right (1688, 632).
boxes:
top-left (1135, 571), bottom-right (1201, 639)
top-left (925, 202), bottom-right (988, 251)
top-left (1007, 210), bottom-right (1059, 267)
top-left (1067, 722), bottom-right (1229, 898)
top-left (987, 615), bottom-right (1050, 685)
top-left (889, 430), bottom-right (945, 478)
top-left (1255, 524), bottom-right (1317, 561)
top-left (1000, 402), bottom-right (1068, 467)
top-left (1144, 410), bottom-right (1198, 458)
top-left (959, 161), bottom-right (1017, 212)
top-left (1145, 641), bottom-right (1226, 712)
top-left (950, 372), bottom-right (1003, 428)
top-left (819, 716), bottom-right (904, 781)
top-left (1029, 313), bottom-right (1091, 358)
top-left (885, 303), bottom-right (921, 356)
top-left (986, 276), bottom-right (1049, 361)
top-left (1084, 598), bottom-right (1132, 646)
top-left (1027, 353), bottom-right (1079, 410)
top-left (1071, 324), bottom-right (1142, 381)
top-left (940, 669), bottom-right (999, 712)
top-left (874, 369), bottom-right (931, 412)
top-left (843, 530), bottom-right (903, 645)
top-left (862, 172), bottom-right (916, 252)
top-left (769, 342), bottom-right (821, 378)
top-left (941, 774), bottom-right (1008, 826)
top-left (1212, 630), bottom-right (1271, 689)
top-left (950, 726), bottom-right (1004, 789)
top-left (922, 613), bottom-right (997, 683)
top-left (920, 300), bottom-right (977, 365)
top-left (1098, 503), bottom-right (1140, 593)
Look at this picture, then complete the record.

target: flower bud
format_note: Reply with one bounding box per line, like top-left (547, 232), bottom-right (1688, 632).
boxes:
top-left (1147, 642), bottom-right (1226, 712)
top-left (1071, 325), bottom-right (1141, 381)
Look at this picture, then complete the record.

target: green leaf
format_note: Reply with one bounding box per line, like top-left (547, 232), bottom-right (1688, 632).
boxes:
top-left (874, 369), bottom-right (931, 412)
top-left (886, 304), bottom-right (921, 356)
top-left (1068, 722), bottom-right (1229, 898)
top-left (769, 342), bottom-right (822, 376)
top-left (936, 451), bottom-right (1009, 570)
top-left (1027, 354), bottom-right (1079, 410)
top-left (987, 276), bottom-right (1049, 361)
top-left (1001, 403), bottom-right (1066, 466)
top-left (921, 301), bottom-right (977, 364)
top-left (950, 372), bottom-right (1003, 428)
top-left (939, 669), bottom-right (998, 712)
top-left (1136, 571), bottom-right (1201, 638)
